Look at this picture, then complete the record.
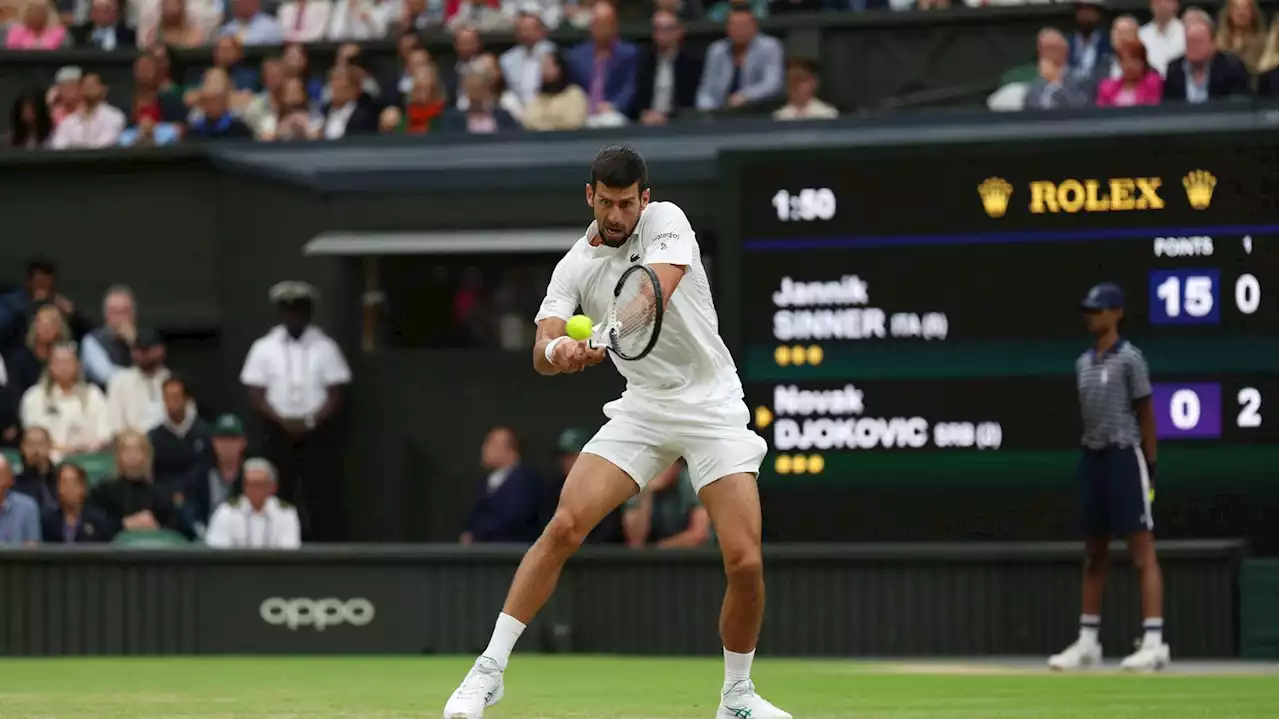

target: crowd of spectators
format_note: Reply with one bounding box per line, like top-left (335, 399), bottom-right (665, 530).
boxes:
top-left (0, 260), bottom-right (323, 548)
top-left (992, 0), bottom-right (1277, 109)
top-left (1, 0), bottom-right (860, 149)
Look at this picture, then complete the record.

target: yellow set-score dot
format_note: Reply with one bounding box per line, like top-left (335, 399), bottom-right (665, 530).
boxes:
top-left (774, 345), bottom-right (824, 366)
top-left (774, 454), bottom-right (825, 474)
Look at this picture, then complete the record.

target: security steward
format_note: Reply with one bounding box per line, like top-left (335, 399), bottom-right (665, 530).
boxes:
top-left (239, 282), bottom-right (351, 541)
top-left (1049, 282), bottom-right (1168, 672)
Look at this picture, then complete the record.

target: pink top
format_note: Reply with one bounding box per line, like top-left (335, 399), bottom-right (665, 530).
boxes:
top-left (1096, 71), bottom-right (1164, 107)
top-left (5, 23), bottom-right (67, 49)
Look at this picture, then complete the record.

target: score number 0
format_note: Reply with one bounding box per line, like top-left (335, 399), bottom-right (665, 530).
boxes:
top-left (1150, 269), bottom-right (1262, 324)
top-left (1153, 382), bottom-right (1263, 439)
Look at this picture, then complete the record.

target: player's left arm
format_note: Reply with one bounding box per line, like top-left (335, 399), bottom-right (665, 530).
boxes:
top-left (642, 204), bottom-right (695, 308)
top-left (1128, 349), bottom-right (1158, 472)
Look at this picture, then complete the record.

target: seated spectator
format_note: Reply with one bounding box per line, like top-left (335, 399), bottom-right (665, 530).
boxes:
top-left (460, 426), bottom-right (544, 544)
top-left (282, 42), bottom-right (326, 104)
top-left (0, 454), bottom-right (40, 545)
top-left (186, 70), bottom-right (255, 140)
top-left (6, 88), bottom-right (54, 148)
top-left (148, 44), bottom-right (185, 98)
top-left (465, 52), bottom-right (523, 120)
top-left (623, 460), bottom-right (712, 548)
top-left (138, 0), bottom-right (205, 48)
top-left (500, 12), bottom-right (555, 106)
top-left (279, 0), bottom-right (331, 42)
top-left (50, 73), bottom-right (126, 149)
top-left (320, 65), bottom-right (379, 139)
top-left (0, 258), bottom-right (90, 354)
top-left (696, 5), bottom-right (784, 111)
top-left (1164, 10), bottom-right (1251, 102)
top-left (389, 0), bottom-right (442, 35)
top-left (1140, 0), bottom-right (1184, 77)
top-left (1106, 16), bottom-right (1140, 78)
top-left (13, 426), bottom-right (57, 512)
top-left (71, 0), bottom-right (132, 49)
top-left (242, 57), bottom-right (288, 138)
top-left (5, 305), bottom-right (69, 401)
top-left (42, 462), bottom-right (116, 543)
top-left (0, 0), bottom-right (17, 44)
top-left (1068, 0), bottom-right (1112, 80)
top-left (205, 458), bottom-right (301, 548)
top-left (47, 65), bottom-right (81, 125)
top-left (334, 44), bottom-right (383, 106)
top-left (105, 328), bottom-right (168, 435)
top-left (448, 0), bottom-right (510, 33)
top-left (118, 114), bottom-right (181, 147)
top-left (20, 342), bottom-right (112, 462)
top-left (263, 76), bottom-right (319, 140)
top-left (189, 413), bottom-right (246, 534)
top-left (442, 24), bottom-right (484, 98)
top-left (634, 10), bottom-right (701, 125)
top-left (89, 429), bottom-right (191, 537)
top-left (774, 57), bottom-right (838, 120)
top-left (186, 36), bottom-right (259, 110)
top-left (443, 66), bottom-right (519, 133)
top-left (387, 45), bottom-right (435, 108)
top-left (1097, 37), bottom-right (1163, 106)
top-left (402, 66), bottom-right (449, 133)
top-left (1215, 0), bottom-right (1266, 74)
top-left (566, 3), bottom-right (638, 120)
top-left (147, 376), bottom-right (211, 489)
top-left (1024, 28), bottom-right (1092, 110)
top-left (5, 0), bottom-right (67, 48)
top-left (126, 55), bottom-right (185, 145)
top-left (327, 0), bottom-right (392, 39)
top-left (80, 286), bottom-right (136, 387)
top-left (523, 51), bottom-right (587, 131)
top-left (379, 105), bottom-right (402, 132)
top-left (219, 0), bottom-right (283, 45)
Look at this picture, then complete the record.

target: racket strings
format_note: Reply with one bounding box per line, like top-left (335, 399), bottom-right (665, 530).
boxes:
top-left (611, 271), bottom-right (659, 357)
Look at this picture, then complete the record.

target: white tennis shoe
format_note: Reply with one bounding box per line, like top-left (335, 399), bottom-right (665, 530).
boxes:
top-left (716, 680), bottom-right (792, 719)
top-left (1120, 642), bottom-right (1171, 672)
top-left (1048, 638), bottom-right (1102, 670)
top-left (443, 656), bottom-right (505, 719)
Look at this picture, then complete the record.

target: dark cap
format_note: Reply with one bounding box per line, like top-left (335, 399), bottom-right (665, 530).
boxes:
top-left (1080, 282), bottom-right (1125, 311)
top-left (213, 413), bottom-right (245, 437)
top-left (556, 428), bottom-right (590, 454)
top-left (134, 327), bottom-right (163, 349)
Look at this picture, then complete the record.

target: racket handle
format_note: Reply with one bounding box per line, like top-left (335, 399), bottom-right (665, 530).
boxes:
top-left (587, 323), bottom-right (606, 351)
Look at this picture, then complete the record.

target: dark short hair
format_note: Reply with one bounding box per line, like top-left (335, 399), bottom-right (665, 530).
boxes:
top-left (57, 462), bottom-right (89, 486)
top-left (787, 56), bottom-right (820, 77)
top-left (591, 144), bottom-right (648, 190)
top-left (26, 257), bottom-right (56, 278)
top-left (728, 2), bottom-right (757, 18)
top-left (162, 375), bottom-right (188, 395)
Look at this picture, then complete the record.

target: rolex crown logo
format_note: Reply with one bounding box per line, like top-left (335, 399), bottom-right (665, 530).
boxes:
top-left (1183, 170), bottom-right (1216, 210)
top-left (978, 177), bottom-right (1013, 218)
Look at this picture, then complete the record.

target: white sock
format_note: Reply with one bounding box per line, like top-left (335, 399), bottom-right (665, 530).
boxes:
top-left (724, 648), bottom-right (755, 687)
top-left (1142, 618), bottom-right (1163, 648)
top-left (481, 613), bottom-right (526, 669)
top-left (1078, 614), bottom-right (1101, 645)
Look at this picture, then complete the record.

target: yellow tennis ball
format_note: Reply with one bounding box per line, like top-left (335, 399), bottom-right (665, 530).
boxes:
top-left (566, 314), bottom-right (593, 341)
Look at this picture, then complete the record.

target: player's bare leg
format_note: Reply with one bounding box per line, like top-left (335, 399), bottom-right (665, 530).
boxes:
top-left (444, 453), bottom-right (637, 719)
top-left (1120, 530), bottom-right (1169, 671)
top-left (1050, 536), bottom-right (1109, 670)
top-left (699, 473), bottom-right (791, 719)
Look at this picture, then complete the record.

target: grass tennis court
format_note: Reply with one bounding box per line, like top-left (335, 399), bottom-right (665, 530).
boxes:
top-left (0, 655), bottom-right (1274, 718)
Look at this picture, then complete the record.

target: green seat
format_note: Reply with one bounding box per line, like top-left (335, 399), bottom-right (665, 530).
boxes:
top-left (1000, 63), bottom-right (1039, 86)
top-left (112, 529), bottom-right (190, 547)
top-left (1, 448), bottom-right (22, 473)
top-left (64, 451), bottom-right (116, 486)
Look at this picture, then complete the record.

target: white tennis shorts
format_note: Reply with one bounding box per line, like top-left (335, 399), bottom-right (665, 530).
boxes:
top-left (581, 396), bottom-right (768, 494)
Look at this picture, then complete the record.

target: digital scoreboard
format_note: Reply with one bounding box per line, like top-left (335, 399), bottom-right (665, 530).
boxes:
top-left (724, 131), bottom-right (1278, 485)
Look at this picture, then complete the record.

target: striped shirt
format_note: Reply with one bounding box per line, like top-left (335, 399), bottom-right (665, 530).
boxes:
top-left (1076, 339), bottom-right (1152, 449)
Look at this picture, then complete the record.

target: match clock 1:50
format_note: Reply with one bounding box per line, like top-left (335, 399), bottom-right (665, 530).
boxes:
top-left (771, 188), bottom-right (838, 223)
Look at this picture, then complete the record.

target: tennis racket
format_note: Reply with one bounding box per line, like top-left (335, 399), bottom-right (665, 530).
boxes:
top-left (587, 264), bottom-right (664, 361)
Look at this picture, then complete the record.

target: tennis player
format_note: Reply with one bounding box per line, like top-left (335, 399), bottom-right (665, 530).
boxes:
top-left (1049, 282), bottom-right (1168, 672)
top-left (443, 145), bottom-right (789, 719)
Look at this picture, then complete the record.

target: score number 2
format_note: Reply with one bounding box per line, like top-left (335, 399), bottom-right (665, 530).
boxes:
top-left (1150, 269), bottom-right (1262, 324)
top-left (772, 188), bottom-right (837, 222)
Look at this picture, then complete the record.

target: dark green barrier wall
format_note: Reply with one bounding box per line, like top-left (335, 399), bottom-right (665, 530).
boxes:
top-left (1239, 559), bottom-right (1278, 659)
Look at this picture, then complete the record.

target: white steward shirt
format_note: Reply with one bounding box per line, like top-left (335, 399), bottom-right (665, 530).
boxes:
top-left (105, 366), bottom-right (171, 435)
top-left (240, 325), bottom-right (352, 420)
top-left (205, 495), bottom-right (302, 548)
top-left (20, 382), bottom-right (112, 461)
top-left (535, 201), bottom-right (743, 409)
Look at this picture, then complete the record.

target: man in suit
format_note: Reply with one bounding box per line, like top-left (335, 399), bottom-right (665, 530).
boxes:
top-left (1067, 0), bottom-right (1111, 80)
top-left (695, 4), bottom-right (784, 111)
top-left (1163, 12), bottom-right (1251, 102)
top-left (461, 426), bottom-right (546, 544)
top-left (321, 65), bottom-right (379, 139)
top-left (565, 2), bottom-right (639, 119)
top-left (1024, 27), bottom-right (1094, 110)
top-left (633, 9), bottom-right (704, 124)
top-left (71, 0), bottom-right (134, 50)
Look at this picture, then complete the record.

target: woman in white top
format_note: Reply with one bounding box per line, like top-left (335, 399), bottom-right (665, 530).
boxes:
top-left (20, 342), bottom-right (112, 462)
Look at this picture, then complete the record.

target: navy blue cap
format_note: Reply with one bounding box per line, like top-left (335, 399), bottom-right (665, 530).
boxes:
top-left (1080, 282), bottom-right (1125, 311)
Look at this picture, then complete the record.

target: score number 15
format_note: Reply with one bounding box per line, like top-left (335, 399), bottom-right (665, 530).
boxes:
top-left (1150, 269), bottom-right (1262, 324)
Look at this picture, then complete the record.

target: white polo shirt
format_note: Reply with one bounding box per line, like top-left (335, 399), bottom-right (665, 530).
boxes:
top-left (105, 366), bottom-right (171, 435)
top-left (205, 495), bottom-right (302, 548)
top-left (19, 382), bottom-right (112, 461)
top-left (240, 325), bottom-right (352, 420)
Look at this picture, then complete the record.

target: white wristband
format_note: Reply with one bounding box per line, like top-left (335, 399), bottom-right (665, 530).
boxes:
top-left (544, 336), bottom-right (567, 364)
